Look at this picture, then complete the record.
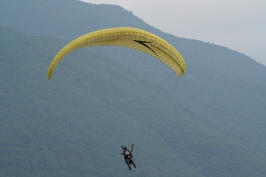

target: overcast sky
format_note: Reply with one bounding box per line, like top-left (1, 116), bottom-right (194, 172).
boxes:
top-left (81, 0), bottom-right (266, 66)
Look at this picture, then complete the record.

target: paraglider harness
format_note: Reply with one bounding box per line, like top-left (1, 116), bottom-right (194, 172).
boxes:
top-left (124, 150), bottom-right (133, 160)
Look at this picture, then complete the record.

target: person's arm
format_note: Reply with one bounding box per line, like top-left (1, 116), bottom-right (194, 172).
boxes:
top-left (130, 143), bottom-right (134, 152)
top-left (121, 145), bottom-right (124, 155)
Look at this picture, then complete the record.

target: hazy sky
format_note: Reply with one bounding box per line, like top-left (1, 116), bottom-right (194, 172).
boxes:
top-left (81, 0), bottom-right (266, 66)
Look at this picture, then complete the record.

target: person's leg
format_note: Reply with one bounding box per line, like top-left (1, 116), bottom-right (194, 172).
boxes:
top-left (130, 159), bottom-right (136, 168)
top-left (125, 159), bottom-right (131, 170)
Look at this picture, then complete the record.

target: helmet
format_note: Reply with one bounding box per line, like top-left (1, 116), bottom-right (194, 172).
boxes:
top-left (124, 147), bottom-right (127, 150)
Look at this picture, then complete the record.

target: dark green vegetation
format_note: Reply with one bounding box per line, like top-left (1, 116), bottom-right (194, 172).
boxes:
top-left (1, 0), bottom-right (266, 176)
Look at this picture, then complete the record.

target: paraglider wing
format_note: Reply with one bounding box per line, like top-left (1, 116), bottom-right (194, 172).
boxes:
top-left (47, 27), bottom-right (186, 79)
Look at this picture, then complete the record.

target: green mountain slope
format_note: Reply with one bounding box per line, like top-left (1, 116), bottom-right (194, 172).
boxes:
top-left (0, 23), bottom-right (265, 177)
top-left (0, 25), bottom-right (200, 177)
top-left (0, 0), bottom-right (150, 40)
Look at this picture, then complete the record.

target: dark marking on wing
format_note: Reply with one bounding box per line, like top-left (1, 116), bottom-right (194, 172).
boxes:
top-left (133, 40), bottom-right (157, 56)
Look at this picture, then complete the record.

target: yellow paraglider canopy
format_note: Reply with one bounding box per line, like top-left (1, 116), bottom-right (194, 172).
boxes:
top-left (47, 27), bottom-right (186, 79)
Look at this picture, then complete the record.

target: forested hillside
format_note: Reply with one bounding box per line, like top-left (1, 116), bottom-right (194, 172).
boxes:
top-left (0, 24), bottom-right (206, 177)
top-left (1, 0), bottom-right (266, 177)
